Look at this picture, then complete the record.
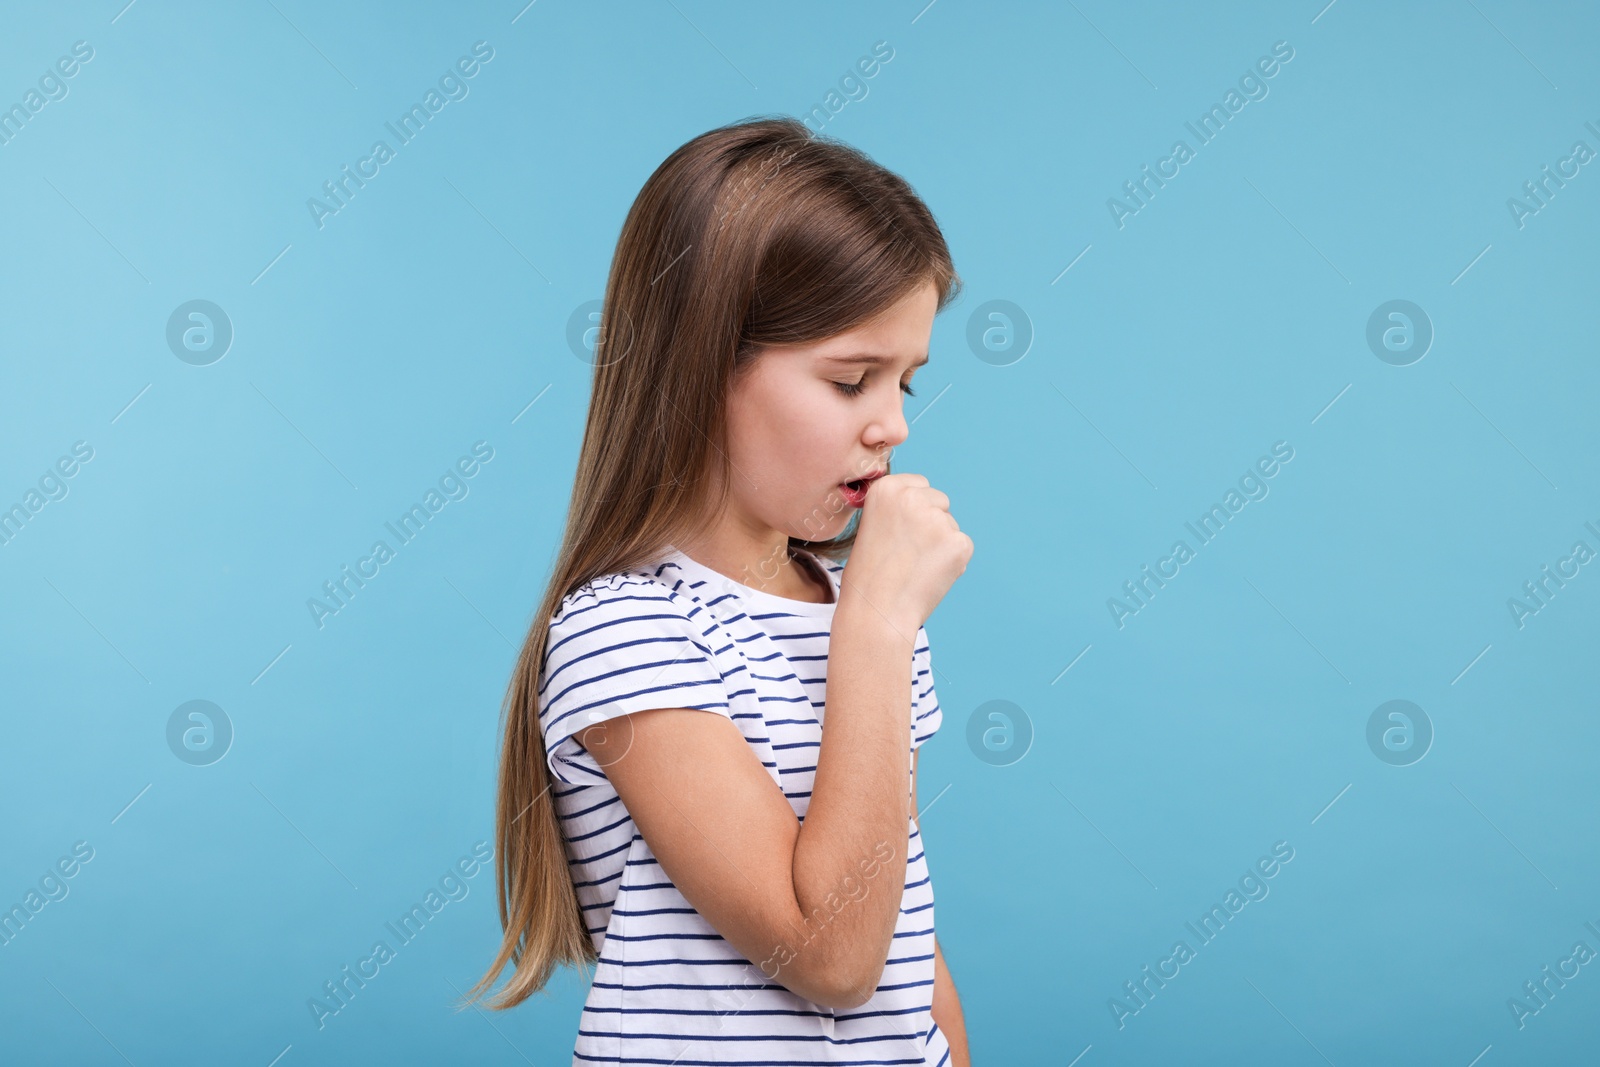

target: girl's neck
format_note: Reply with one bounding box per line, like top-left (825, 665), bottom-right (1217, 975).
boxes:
top-left (674, 535), bottom-right (834, 604)
top-left (786, 548), bottom-right (835, 605)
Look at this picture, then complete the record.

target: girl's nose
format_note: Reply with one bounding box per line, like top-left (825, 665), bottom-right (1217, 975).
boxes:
top-left (865, 397), bottom-right (910, 450)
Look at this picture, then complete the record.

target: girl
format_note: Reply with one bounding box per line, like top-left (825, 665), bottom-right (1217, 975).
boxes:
top-left (463, 116), bottom-right (973, 1065)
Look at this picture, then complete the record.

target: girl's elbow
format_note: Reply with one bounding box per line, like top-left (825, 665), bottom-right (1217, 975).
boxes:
top-left (808, 959), bottom-right (885, 1010)
top-left (762, 950), bottom-right (880, 1009)
top-left (754, 906), bottom-right (886, 1008)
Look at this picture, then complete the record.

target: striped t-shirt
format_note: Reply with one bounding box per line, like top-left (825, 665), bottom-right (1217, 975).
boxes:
top-left (537, 543), bottom-right (948, 1065)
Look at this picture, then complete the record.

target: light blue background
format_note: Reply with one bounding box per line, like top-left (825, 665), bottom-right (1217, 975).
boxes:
top-left (2, 1), bottom-right (1597, 1063)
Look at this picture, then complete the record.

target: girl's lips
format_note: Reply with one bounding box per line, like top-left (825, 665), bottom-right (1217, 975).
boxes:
top-left (838, 469), bottom-right (884, 508)
top-left (839, 480), bottom-right (871, 508)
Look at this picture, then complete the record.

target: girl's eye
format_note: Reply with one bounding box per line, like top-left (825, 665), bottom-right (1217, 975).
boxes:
top-left (832, 376), bottom-right (917, 398)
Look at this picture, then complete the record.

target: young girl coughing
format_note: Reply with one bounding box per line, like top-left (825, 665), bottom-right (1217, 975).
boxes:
top-left (464, 116), bottom-right (974, 1066)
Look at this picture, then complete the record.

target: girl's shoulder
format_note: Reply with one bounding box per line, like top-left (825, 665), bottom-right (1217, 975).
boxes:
top-left (548, 559), bottom-right (705, 633)
top-left (536, 561), bottom-right (733, 781)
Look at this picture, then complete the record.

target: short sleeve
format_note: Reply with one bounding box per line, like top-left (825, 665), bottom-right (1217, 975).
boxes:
top-left (910, 624), bottom-right (942, 751)
top-left (538, 579), bottom-right (733, 786)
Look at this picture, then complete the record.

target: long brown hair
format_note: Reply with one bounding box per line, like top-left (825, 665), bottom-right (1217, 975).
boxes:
top-left (461, 114), bottom-right (961, 1011)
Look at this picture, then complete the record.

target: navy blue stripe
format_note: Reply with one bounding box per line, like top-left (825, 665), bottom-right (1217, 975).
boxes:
top-left (575, 1052), bottom-right (929, 1066)
top-left (546, 683), bottom-right (729, 734)
top-left (576, 1025), bottom-right (926, 1046)
top-left (567, 811), bottom-right (631, 842)
top-left (543, 636), bottom-right (720, 713)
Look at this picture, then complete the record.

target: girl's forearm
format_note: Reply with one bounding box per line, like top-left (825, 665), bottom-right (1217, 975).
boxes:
top-left (933, 938), bottom-right (971, 1065)
top-left (790, 596), bottom-right (918, 1007)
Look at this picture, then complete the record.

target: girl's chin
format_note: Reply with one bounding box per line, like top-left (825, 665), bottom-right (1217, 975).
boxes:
top-left (783, 503), bottom-right (853, 542)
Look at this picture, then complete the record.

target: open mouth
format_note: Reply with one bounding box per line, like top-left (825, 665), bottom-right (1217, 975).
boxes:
top-left (838, 470), bottom-right (885, 508)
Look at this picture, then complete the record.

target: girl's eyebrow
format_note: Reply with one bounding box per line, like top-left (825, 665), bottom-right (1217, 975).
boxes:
top-left (819, 352), bottom-right (929, 368)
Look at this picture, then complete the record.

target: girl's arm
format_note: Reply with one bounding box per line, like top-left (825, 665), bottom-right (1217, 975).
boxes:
top-left (577, 595), bottom-right (918, 1009)
top-left (913, 751), bottom-right (970, 1065)
top-left (933, 937), bottom-right (971, 1065)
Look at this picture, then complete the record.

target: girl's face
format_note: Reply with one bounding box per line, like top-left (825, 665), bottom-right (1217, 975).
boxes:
top-left (717, 279), bottom-right (939, 545)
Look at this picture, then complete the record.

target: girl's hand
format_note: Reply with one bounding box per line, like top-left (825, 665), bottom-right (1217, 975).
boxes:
top-left (841, 472), bottom-right (972, 633)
